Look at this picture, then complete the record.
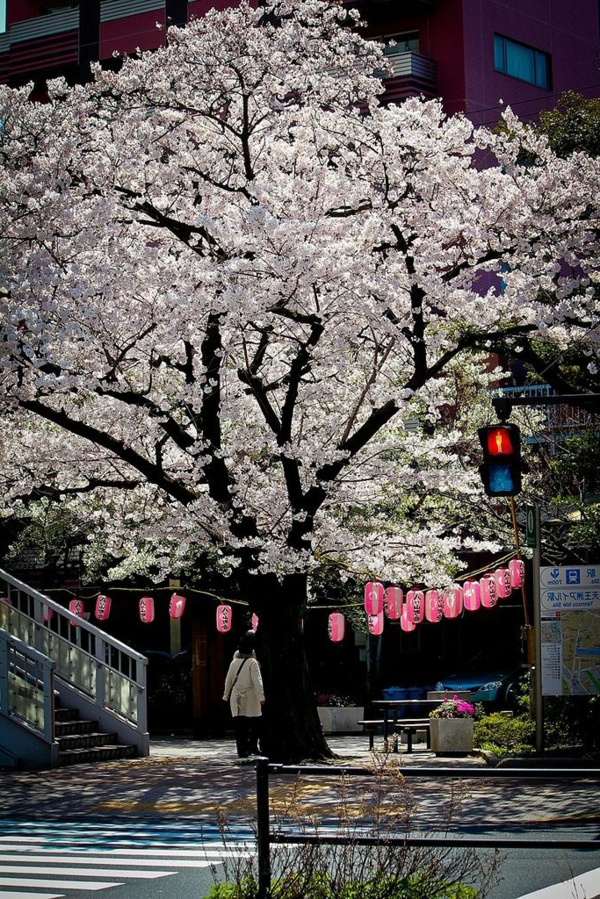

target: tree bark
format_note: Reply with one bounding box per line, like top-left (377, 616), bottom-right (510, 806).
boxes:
top-left (247, 572), bottom-right (333, 762)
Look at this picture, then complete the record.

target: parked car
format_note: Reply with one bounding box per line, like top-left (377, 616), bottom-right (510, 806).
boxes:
top-left (435, 651), bottom-right (527, 709)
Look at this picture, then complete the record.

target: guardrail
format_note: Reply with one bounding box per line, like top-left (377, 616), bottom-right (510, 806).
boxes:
top-left (0, 568), bottom-right (148, 757)
top-left (255, 760), bottom-right (600, 899)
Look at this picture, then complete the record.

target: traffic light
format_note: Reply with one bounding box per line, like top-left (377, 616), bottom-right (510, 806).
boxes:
top-left (477, 423), bottom-right (522, 496)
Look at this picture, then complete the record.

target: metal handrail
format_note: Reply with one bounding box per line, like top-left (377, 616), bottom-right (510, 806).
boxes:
top-left (255, 759), bottom-right (600, 899)
top-left (0, 568), bottom-right (148, 753)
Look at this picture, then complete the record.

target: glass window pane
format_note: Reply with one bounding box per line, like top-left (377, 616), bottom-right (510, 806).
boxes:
top-left (494, 35), bottom-right (505, 72)
top-left (506, 41), bottom-right (535, 84)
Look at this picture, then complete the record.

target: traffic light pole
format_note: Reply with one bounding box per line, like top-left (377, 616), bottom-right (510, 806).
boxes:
top-left (531, 505), bottom-right (543, 754)
top-left (509, 496), bottom-right (529, 628)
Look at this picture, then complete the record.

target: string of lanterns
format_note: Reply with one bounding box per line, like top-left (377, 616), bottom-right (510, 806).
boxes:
top-left (58, 593), bottom-right (260, 633)
top-left (327, 558), bottom-right (526, 642)
top-left (25, 558), bottom-right (524, 637)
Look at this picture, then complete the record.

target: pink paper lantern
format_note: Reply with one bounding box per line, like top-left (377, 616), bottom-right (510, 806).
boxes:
top-left (509, 558), bottom-right (525, 589)
top-left (216, 603), bottom-right (232, 633)
top-left (406, 590), bottom-right (424, 624)
top-left (95, 594), bottom-right (112, 621)
top-left (463, 580), bottom-right (481, 612)
top-left (169, 593), bottom-right (186, 619)
top-left (443, 586), bottom-right (463, 619)
top-left (425, 589), bottom-right (443, 623)
top-left (139, 596), bottom-right (155, 624)
top-left (69, 598), bottom-right (85, 626)
top-left (42, 603), bottom-right (54, 622)
top-left (364, 581), bottom-right (384, 616)
top-left (328, 612), bottom-right (345, 642)
top-left (400, 607), bottom-right (416, 632)
top-left (367, 611), bottom-right (384, 635)
top-left (251, 613), bottom-right (259, 631)
top-left (385, 586), bottom-right (403, 620)
top-left (494, 568), bottom-right (511, 599)
top-left (0, 596), bottom-right (12, 605)
top-left (480, 576), bottom-right (497, 608)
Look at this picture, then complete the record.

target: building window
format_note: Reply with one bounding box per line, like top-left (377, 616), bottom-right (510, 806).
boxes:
top-left (0, 0), bottom-right (6, 34)
top-left (494, 34), bottom-right (551, 89)
top-left (383, 31), bottom-right (420, 58)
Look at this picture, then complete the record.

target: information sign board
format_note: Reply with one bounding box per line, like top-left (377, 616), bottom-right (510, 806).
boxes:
top-left (539, 565), bottom-right (600, 696)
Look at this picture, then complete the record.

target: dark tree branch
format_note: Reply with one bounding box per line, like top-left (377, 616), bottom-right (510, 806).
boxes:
top-left (20, 398), bottom-right (198, 507)
top-left (95, 386), bottom-right (196, 453)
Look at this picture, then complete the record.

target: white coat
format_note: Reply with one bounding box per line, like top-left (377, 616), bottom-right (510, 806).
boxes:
top-left (223, 652), bottom-right (265, 718)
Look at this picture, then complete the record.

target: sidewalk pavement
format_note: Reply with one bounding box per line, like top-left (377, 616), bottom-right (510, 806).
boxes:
top-left (0, 734), bottom-right (596, 826)
top-left (0, 733), bottom-right (486, 822)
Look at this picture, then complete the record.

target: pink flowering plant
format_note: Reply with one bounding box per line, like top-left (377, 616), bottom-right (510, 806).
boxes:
top-left (429, 695), bottom-right (476, 719)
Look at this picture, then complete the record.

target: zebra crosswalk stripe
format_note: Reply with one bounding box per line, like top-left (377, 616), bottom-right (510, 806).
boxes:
top-left (0, 819), bottom-right (255, 898)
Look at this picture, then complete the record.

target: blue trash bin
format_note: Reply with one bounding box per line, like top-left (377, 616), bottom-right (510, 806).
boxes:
top-left (382, 686), bottom-right (410, 719)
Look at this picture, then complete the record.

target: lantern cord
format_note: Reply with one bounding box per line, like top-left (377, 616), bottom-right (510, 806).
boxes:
top-left (510, 497), bottom-right (530, 628)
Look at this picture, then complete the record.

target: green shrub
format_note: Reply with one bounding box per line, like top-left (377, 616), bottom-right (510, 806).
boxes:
top-left (474, 713), bottom-right (535, 755)
top-left (209, 873), bottom-right (478, 899)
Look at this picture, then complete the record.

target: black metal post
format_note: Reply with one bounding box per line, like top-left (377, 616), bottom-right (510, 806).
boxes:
top-left (256, 757), bottom-right (271, 899)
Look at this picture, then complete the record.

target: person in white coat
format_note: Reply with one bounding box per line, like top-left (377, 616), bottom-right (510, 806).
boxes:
top-left (223, 630), bottom-right (265, 758)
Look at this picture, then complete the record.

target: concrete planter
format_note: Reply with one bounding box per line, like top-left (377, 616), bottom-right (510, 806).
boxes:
top-left (317, 707), bottom-right (364, 733)
top-left (430, 717), bottom-right (474, 755)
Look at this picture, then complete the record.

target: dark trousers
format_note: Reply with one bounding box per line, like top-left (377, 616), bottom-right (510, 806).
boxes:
top-left (233, 716), bottom-right (261, 757)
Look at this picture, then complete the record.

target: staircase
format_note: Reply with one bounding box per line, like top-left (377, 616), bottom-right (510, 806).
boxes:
top-left (0, 568), bottom-right (149, 769)
top-left (55, 702), bottom-right (137, 767)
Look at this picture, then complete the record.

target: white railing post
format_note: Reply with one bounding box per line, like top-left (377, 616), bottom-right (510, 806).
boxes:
top-left (96, 636), bottom-right (106, 709)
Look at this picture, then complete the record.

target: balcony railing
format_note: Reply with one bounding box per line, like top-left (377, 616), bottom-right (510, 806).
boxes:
top-left (385, 49), bottom-right (436, 82)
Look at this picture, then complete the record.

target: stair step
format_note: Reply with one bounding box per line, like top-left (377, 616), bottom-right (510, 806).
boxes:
top-left (54, 707), bottom-right (80, 723)
top-left (56, 732), bottom-right (118, 751)
top-left (55, 719), bottom-right (98, 737)
top-left (58, 744), bottom-right (137, 766)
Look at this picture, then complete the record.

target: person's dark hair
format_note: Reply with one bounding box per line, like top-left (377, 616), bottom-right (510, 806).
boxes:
top-left (238, 630), bottom-right (256, 655)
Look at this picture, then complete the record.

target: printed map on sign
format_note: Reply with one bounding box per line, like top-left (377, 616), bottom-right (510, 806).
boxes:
top-left (540, 566), bottom-right (600, 696)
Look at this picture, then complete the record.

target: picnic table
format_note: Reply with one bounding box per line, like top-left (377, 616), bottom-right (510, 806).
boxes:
top-left (358, 698), bottom-right (442, 752)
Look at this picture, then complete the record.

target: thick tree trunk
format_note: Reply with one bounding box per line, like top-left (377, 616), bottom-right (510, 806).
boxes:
top-left (247, 572), bottom-right (333, 762)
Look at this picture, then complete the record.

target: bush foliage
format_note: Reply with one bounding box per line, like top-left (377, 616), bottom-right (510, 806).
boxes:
top-left (474, 713), bottom-right (535, 757)
top-left (209, 873), bottom-right (479, 899)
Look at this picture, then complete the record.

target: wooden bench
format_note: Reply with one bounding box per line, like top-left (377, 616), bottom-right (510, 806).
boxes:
top-left (357, 719), bottom-right (385, 750)
top-left (394, 718), bottom-right (431, 753)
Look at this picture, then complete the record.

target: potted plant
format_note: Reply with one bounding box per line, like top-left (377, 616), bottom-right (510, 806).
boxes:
top-left (316, 693), bottom-right (364, 733)
top-left (429, 694), bottom-right (476, 755)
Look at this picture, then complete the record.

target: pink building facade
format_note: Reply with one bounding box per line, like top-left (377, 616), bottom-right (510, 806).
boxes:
top-left (1, 0), bottom-right (599, 123)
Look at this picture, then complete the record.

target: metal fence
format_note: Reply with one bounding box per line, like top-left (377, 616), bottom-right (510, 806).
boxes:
top-left (255, 759), bottom-right (600, 899)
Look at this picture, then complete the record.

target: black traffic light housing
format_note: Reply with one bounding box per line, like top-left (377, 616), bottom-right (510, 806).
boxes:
top-left (478, 423), bottom-right (522, 496)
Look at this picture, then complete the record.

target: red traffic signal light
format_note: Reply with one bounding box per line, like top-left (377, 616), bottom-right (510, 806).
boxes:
top-left (478, 423), bottom-right (522, 496)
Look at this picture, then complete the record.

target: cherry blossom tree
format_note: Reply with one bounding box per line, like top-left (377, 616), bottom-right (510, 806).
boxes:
top-left (1, 0), bottom-right (599, 760)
